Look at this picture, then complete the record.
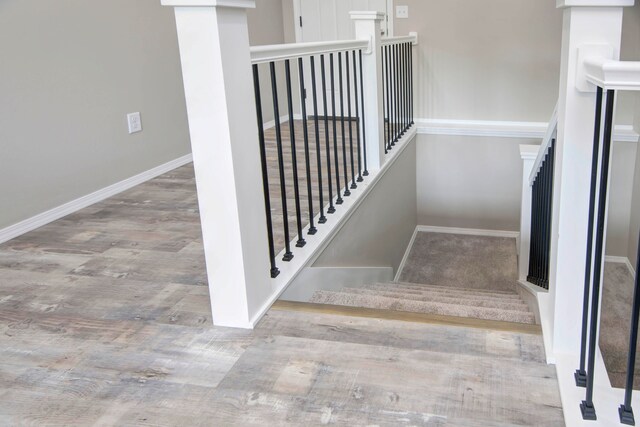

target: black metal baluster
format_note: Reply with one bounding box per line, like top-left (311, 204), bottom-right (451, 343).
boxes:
top-left (392, 44), bottom-right (398, 146)
top-left (575, 86), bottom-right (603, 387)
top-left (338, 52), bottom-right (350, 197)
top-left (359, 49), bottom-right (368, 176)
top-left (410, 42), bottom-right (414, 126)
top-left (330, 53), bottom-right (343, 205)
top-left (540, 149), bottom-right (549, 288)
top-left (382, 46), bottom-right (388, 154)
top-left (406, 42), bottom-right (411, 130)
top-left (619, 233), bottom-right (640, 425)
top-left (284, 59), bottom-right (306, 248)
top-left (310, 56), bottom-right (327, 224)
top-left (395, 43), bottom-right (401, 141)
top-left (528, 171), bottom-right (539, 284)
top-left (345, 52), bottom-right (356, 190)
top-left (269, 62), bottom-right (293, 262)
top-left (401, 42), bottom-right (407, 134)
top-left (581, 88), bottom-right (616, 421)
top-left (385, 45), bottom-right (392, 152)
top-left (321, 55), bottom-right (336, 213)
top-left (352, 50), bottom-right (363, 183)
top-left (252, 65), bottom-right (280, 278)
top-left (297, 57), bottom-right (317, 236)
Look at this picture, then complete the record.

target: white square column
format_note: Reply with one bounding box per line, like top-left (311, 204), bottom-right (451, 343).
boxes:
top-left (351, 11), bottom-right (386, 171)
top-left (550, 0), bottom-right (632, 354)
top-left (162, 0), bottom-right (271, 328)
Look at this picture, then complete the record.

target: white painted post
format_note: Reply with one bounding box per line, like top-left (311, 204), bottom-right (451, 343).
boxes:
top-left (550, 0), bottom-right (633, 355)
top-left (518, 145), bottom-right (539, 283)
top-left (162, 0), bottom-right (271, 329)
top-left (350, 11), bottom-right (386, 172)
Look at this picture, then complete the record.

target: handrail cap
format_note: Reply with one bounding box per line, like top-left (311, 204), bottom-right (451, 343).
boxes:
top-left (161, 0), bottom-right (255, 8)
top-left (557, 0), bottom-right (634, 8)
top-left (349, 11), bottom-right (386, 21)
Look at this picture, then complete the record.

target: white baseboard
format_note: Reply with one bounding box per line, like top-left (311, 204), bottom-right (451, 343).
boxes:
top-left (604, 255), bottom-right (636, 277)
top-left (263, 113), bottom-right (303, 130)
top-left (0, 154), bottom-right (193, 245)
top-left (415, 225), bottom-right (520, 240)
top-left (394, 226), bottom-right (419, 282)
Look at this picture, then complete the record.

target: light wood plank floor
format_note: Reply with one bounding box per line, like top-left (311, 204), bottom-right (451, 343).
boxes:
top-left (0, 162), bottom-right (564, 426)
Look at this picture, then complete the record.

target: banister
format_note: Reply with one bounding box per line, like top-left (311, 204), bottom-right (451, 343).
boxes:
top-left (529, 102), bottom-right (559, 186)
top-left (584, 57), bottom-right (640, 91)
top-left (381, 33), bottom-right (418, 46)
top-left (250, 39), bottom-right (369, 64)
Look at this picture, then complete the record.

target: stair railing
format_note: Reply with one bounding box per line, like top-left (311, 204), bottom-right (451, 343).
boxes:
top-left (525, 103), bottom-right (558, 290)
top-left (249, 30), bottom-right (417, 278)
top-left (570, 58), bottom-right (640, 423)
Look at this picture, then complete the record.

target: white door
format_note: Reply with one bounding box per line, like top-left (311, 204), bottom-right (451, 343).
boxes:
top-left (297, 0), bottom-right (390, 117)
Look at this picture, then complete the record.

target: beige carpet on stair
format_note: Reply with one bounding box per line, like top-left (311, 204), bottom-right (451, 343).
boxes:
top-left (600, 261), bottom-right (640, 389)
top-left (399, 232), bottom-right (518, 293)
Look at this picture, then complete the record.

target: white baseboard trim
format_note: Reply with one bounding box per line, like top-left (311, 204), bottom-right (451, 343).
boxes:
top-left (604, 255), bottom-right (636, 277)
top-left (0, 154), bottom-right (193, 245)
top-left (415, 225), bottom-right (520, 240)
top-left (263, 113), bottom-right (303, 130)
top-left (415, 118), bottom-right (639, 142)
top-left (394, 226), bottom-right (419, 282)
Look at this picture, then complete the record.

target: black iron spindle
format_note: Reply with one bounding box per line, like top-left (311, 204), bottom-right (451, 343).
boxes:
top-left (401, 42), bottom-right (407, 134)
top-left (345, 52), bottom-right (356, 189)
top-left (352, 50), bottom-right (363, 182)
top-left (330, 53), bottom-right (343, 205)
top-left (297, 57), bottom-right (317, 236)
top-left (575, 86), bottom-right (603, 388)
top-left (581, 88), bottom-right (616, 421)
top-left (619, 233), bottom-right (640, 425)
top-left (321, 55), bottom-right (336, 213)
top-left (385, 45), bottom-right (392, 152)
top-left (359, 49), bottom-right (368, 176)
top-left (269, 62), bottom-right (293, 261)
top-left (409, 42), bottom-right (414, 126)
top-left (338, 52), bottom-right (350, 197)
top-left (284, 59), bottom-right (306, 248)
top-left (252, 65), bottom-right (280, 278)
top-left (396, 43), bottom-right (402, 140)
top-left (310, 56), bottom-right (327, 224)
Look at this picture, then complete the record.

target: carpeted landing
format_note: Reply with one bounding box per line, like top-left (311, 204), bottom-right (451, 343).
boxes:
top-left (308, 232), bottom-right (536, 325)
top-left (600, 261), bottom-right (640, 390)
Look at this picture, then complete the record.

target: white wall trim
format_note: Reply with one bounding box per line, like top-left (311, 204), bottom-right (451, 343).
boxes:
top-left (415, 118), bottom-right (639, 142)
top-left (605, 255), bottom-right (636, 277)
top-left (394, 225), bottom-right (419, 282)
top-left (0, 154), bottom-right (193, 245)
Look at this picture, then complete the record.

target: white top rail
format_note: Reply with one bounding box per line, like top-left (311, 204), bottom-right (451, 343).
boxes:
top-left (529, 102), bottom-right (559, 186)
top-left (250, 39), bottom-right (369, 65)
top-left (381, 33), bottom-right (418, 46)
top-left (584, 58), bottom-right (640, 91)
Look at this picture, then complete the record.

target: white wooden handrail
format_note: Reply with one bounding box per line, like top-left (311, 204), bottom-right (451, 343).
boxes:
top-left (381, 33), bottom-right (418, 46)
top-left (250, 39), bottom-right (369, 64)
top-left (584, 58), bottom-right (640, 91)
top-left (529, 102), bottom-right (558, 185)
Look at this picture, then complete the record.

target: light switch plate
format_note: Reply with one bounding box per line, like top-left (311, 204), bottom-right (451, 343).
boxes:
top-left (396, 5), bottom-right (408, 19)
top-left (127, 112), bottom-right (142, 134)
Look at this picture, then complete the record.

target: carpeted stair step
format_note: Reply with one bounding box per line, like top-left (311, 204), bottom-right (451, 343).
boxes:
top-left (339, 287), bottom-right (530, 311)
top-left (363, 283), bottom-right (523, 301)
top-left (309, 290), bottom-right (536, 324)
top-left (392, 281), bottom-right (520, 296)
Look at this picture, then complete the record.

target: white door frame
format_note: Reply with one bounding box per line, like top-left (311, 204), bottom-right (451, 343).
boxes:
top-left (292, 0), bottom-right (394, 43)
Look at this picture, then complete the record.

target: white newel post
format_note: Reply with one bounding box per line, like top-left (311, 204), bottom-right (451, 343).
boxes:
top-left (162, 0), bottom-right (271, 328)
top-left (550, 0), bottom-right (632, 355)
top-left (350, 11), bottom-right (386, 171)
top-left (518, 145), bottom-right (539, 283)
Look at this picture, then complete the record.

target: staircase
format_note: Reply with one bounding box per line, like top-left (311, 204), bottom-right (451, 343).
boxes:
top-left (299, 232), bottom-right (537, 326)
top-left (309, 281), bottom-right (535, 324)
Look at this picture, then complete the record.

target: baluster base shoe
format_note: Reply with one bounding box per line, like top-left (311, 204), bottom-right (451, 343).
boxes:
top-left (270, 268), bottom-right (280, 279)
top-left (282, 252), bottom-right (294, 262)
top-left (580, 401), bottom-right (597, 420)
top-left (574, 370), bottom-right (587, 387)
top-left (619, 405), bottom-right (635, 425)
top-left (307, 227), bottom-right (317, 235)
top-left (296, 239), bottom-right (306, 248)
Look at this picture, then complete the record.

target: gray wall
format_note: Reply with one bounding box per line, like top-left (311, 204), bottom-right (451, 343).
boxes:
top-left (416, 134), bottom-right (534, 231)
top-left (0, 0), bottom-right (287, 231)
top-left (623, 2), bottom-right (640, 264)
top-left (0, 0), bottom-right (190, 230)
top-left (394, 0), bottom-right (562, 122)
top-left (314, 139), bottom-right (418, 272)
